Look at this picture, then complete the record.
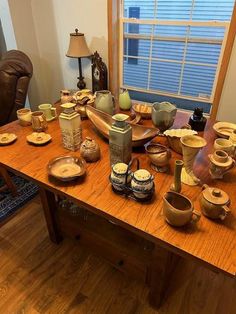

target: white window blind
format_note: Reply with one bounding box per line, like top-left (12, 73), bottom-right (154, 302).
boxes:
top-left (120, 0), bottom-right (235, 105)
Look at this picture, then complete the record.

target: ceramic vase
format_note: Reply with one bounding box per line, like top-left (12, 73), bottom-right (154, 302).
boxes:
top-left (170, 160), bottom-right (184, 193)
top-left (119, 89), bottom-right (132, 110)
top-left (180, 135), bottom-right (207, 186)
top-left (152, 102), bottom-right (177, 132)
top-left (94, 90), bottom-right (115, 115)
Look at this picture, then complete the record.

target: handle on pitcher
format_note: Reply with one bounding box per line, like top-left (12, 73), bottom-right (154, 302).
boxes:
top-left (51, 107), bottom-right (57, 118)
top-left (191, 210), bottom-right (201, 223)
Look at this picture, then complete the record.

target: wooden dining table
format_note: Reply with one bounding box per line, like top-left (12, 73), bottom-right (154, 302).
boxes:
top-left (0, 107), bottom-right (236, 309)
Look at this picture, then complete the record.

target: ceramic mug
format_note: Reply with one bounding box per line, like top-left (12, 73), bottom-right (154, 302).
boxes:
top-left (17, 108), bottom-right (32, 126)
top-left (38, 104), bottom-right (57, 121)
top-left (214, 138), bottom-right (234, 156)
top-left (31, 111), bottom-right (47, 132)
top-left (163, 191), bottom-right (201, 227)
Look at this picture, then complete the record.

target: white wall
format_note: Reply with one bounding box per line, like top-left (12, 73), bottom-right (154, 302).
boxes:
top-left (217, 37), bottom-right (236, 123)
top-left (0, 0), bottom-right (17, 50)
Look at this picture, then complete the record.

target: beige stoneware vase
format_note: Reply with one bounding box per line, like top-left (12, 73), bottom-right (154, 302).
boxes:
top-left (180, 135), bottom-right (207, 186)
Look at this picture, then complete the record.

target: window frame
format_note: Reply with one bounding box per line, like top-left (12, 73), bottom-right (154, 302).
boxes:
top-left (108, 0), bottom-right (236, 119)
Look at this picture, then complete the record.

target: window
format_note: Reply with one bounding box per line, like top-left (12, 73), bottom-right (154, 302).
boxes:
top-left (120, 0), bottom-right (235, 113)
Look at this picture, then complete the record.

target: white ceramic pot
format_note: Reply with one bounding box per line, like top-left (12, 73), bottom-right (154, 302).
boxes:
top-left (110, 162), bottom-right (131, 191)
top-left (131, 169), bottom-right (154, 199)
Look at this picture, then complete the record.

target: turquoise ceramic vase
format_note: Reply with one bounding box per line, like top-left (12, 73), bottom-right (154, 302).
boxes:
top-left (119, 89), bottom-right (131, 110)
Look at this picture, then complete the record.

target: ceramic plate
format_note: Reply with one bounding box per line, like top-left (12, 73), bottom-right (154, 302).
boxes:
top-left (27, 132), bottom-right (52, 145)
top-left (0, 133), bottom-right (17, 145)
top-left (213, 122), bottom-right (236, 139)
top-left (47, 156), bottom-right (86, 181)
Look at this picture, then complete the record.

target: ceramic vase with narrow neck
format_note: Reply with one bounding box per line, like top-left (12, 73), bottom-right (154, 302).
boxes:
top-left (119, 89), bottom-right (131, 110)
top-left (180, 135), bottom-right (206, 186)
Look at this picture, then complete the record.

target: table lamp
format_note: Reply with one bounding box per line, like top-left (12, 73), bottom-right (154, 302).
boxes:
top-left (66, 28), bottom-right (91, 89)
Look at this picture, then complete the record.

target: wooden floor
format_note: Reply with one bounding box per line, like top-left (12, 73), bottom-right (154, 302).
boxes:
top-left (0, 197), bottom-right (236, 314)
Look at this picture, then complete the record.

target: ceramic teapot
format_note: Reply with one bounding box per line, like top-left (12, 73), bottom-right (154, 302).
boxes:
top-left (80, 137), bottom-right (100, 162)
top-left (94, 90), bottom-right (115, 115)
top-left (152, 102), bottom-right (177, 132)
top-left (200, 184), bottom-right (231, 220)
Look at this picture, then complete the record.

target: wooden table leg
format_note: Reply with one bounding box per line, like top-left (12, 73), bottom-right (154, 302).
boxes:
top-left (39, 188), bottom-right (62, 244)
top-left (149, 245), bottom-right (180, 309)
top-left (0, 166), bottom-right (17, 196)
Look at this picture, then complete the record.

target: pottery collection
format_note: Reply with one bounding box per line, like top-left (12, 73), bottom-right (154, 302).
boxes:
top-left (200, 184), bottom-right (231, 220)
top-left (163, 191), bottom-right (201, 227)
top-left (208, 150), bottom-right (235, 179)
top-left (152, 102), bottom-right (177, 132)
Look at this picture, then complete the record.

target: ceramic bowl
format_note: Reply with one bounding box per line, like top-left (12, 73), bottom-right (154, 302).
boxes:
top-left (86, 105), bottom-right (159, 147)
top-left (0, 133), bottom-right (17, 145)
top-left (132, 103), bottom-right (152, 119)
top-left (26, 132), bottom-right (52, 145)
top-left (213, 121), bottom-right (236, 139)
top-left (47, 156), bottom-right (86, 181)
top-left (163, 129), bottom-right (198, 154)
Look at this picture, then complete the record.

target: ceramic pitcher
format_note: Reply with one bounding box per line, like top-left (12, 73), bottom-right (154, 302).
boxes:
top-left (94, 90), bottom-right (115, 115)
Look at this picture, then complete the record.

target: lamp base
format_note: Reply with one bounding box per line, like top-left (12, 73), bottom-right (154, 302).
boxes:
top-left (77, 76), bottom-right (86, 90)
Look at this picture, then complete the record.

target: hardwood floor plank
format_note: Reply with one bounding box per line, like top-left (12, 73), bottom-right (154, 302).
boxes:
top-left (0, 197), bottom-right (236, 314)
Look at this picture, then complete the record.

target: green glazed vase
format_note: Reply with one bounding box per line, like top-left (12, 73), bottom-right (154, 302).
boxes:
top-left (119, 90), bottom-right (131, 110)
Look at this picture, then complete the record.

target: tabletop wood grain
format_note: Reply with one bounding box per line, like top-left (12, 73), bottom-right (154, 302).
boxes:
top-left (0, 110), bottom-right (236, 278)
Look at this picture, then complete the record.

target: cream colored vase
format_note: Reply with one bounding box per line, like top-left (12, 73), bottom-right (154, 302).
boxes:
top-left (180, 135), bottom-right (207, 186)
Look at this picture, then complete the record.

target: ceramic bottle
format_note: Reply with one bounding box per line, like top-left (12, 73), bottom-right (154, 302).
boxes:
top-left (109, 113), bottom-right (132, 165)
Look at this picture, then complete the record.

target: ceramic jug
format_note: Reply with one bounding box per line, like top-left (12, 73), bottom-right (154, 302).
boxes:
top-left (152, 102), bottom-right (177, 132)
top-left (94, 90), bottom-right (115, 115)
top-left (31, 111), bottom-right (47, 132)
top-left (119, 89), bottom-right (131, 110)
top-left (163, 191), bottom-right (201, 227)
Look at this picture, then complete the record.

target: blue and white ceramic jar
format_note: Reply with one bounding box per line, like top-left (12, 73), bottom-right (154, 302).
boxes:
top-left (131, 169), bottom-right (154, 199)
top-left (110, 162), bottom-right (131, 191)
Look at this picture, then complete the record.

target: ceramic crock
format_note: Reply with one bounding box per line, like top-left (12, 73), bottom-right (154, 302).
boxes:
top-left (110, 162), bottom-right (131, 191)
top-left (131, 169), bottom-right (154, 199)
top-left (163, 191), bottom-right (201, 227)
top-left (80, 137), bottom-right (100, 162)
top-left (200, 184), bottom-right (231, 220)
top-left (152, 102), bottom-right (177, 132)
top-left (94, 90), bottom-right (115, 115)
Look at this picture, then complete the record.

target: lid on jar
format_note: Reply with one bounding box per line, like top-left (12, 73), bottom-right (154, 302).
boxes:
top-left (202, 186), bottom-right (229, 205)
top-left (82, 137), bottom-right (96, 148)
top-left (112, 162), bottom-right (128, 174)
top-left (133, 169), bottom-right (151, 181)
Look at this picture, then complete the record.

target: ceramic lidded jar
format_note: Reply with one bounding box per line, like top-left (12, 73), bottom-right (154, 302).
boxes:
top-left (131, 169), bottom-right (154, 199)
top-left (80, 137), bottom-right (100, 162)
top-left (200, 184), bottom-right (231, 220)
top-left (110, 162), bottom-right (131, 191)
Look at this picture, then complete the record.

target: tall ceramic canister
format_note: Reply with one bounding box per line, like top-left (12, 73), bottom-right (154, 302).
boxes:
top-left (109, 113), bottom-right (132, 165)
top-left (59, 103), bottom-right (82, 151)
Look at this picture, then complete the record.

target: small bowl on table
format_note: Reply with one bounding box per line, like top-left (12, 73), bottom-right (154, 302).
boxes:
top-left (47, 156), bottom-right (86, 182)
top-left (132, 103), bottom-right (152, 119)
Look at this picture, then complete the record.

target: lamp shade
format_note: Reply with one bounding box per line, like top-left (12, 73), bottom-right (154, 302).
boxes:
top-left (66, 29), bottom-right (91, 58)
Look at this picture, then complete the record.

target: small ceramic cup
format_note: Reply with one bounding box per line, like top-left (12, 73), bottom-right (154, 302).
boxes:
top-left (31, 111), bottom-right (47, 132)
top-left (163, 191), bottom-right (201, 227)
top-left (214, 138), bottom-right (234, 156)
top-left (38, 104), bottom-right (57, 121)
top-left (17, 108), bottom-right (32, 126)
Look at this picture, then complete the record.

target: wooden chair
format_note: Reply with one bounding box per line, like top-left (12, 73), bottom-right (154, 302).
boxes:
top-left (0, 166), bottom-right (17, 196)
